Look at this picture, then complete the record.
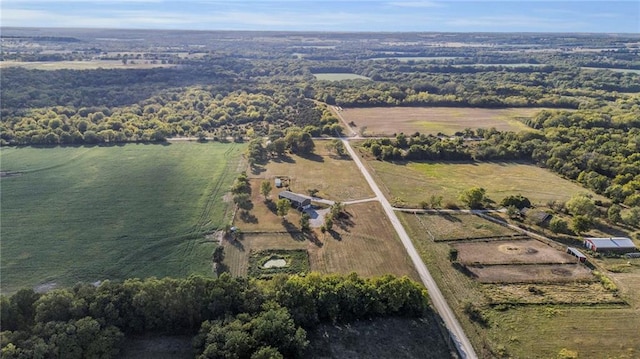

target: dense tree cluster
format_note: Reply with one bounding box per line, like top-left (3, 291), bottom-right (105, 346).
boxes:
top-left (0, 75), bottom-right (320, 145)
top-left (1, 273), bottom-right (430, 358)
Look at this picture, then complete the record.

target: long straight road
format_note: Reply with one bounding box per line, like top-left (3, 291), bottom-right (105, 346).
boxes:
top-left (340, 137), bottom-right (478, 359)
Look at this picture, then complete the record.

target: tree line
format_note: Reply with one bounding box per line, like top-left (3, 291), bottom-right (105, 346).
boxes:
top-left (1, 273), bottom-right (431, 358)
top-left (359, 103), bottom-right (640, 210)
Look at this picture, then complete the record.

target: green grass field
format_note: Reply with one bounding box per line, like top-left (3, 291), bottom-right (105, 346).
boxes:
top-left (367, 160), bottom-right (603, 207)
top-left (0, 142), bottom-right (244, 294)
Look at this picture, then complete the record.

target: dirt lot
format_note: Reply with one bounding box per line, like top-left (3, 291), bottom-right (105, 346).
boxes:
top-left (341, 107), bottom-right (543, 135)
top-left (468, 263), bottom-right (593, 283)
top-left (453, 239), bottom-right (576, 265)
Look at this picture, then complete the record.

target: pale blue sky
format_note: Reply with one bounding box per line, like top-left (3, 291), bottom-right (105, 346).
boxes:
top-left (1, 0), bottom-right (638, 33)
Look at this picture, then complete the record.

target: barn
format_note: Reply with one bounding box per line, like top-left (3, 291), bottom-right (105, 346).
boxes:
top-left (584, 237), bottom-right (637, 253)
top-left (278, 191), bottom-right (311, 210)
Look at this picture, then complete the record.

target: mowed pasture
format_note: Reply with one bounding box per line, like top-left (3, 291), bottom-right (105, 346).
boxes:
top-left (413, 213), bottom-right (517, 241)
top-left (366, 160), bottom-right (602, 207)
top-left (0, 142), bottom-right (243, 294)
top-left (341, 107), bottom-right (542, 135)
top-left (0, 60), bottom-right (175, 70)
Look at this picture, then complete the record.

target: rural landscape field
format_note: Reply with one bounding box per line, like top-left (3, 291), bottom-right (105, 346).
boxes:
top-left (1, 21), bottom-right (640, 359)
top-left (0, 142), bottom-right (243, 293)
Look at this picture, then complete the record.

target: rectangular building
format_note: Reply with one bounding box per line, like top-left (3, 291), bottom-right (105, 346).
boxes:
top-left (584, 237), bottom-right (637, 253)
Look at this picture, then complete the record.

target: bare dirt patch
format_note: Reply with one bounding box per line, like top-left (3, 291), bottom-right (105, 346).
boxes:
top-left (341, 107), bottom-right (542, 135)
top-left (453, 239), bottom-right (576, 265)
top-left (468, 264), bottom-right (593, 283)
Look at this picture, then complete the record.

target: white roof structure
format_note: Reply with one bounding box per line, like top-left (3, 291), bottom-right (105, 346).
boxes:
top-left (584, 237), bottom-right (636, 251)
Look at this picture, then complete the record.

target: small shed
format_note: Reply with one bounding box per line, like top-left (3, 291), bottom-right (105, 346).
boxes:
top-left (278, 191), bottom-right (311, 210)
top-left (567, 247), bottom-right (587, 263)
top-left (584, 237), bottom-right (637, 253)
top-left (275, 178), bottom-right (282, 188)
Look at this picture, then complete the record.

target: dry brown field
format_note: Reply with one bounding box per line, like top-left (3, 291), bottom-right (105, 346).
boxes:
top-left (468, 264), bottom-right (593, 283)
top-left (253, 145), bottom-right (374, 202)
top-left (453, 239), bottom-right (576, 265)
top-left (307, 202), bottom-right (420, 280)
top-left (341, 107), bottom-right (544, 135)
top-left (225, 202), bottom-right (419, 281)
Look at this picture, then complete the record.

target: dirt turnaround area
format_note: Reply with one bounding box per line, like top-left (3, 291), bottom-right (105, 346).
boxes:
top-left (453, 239), bottom-right (576, 265)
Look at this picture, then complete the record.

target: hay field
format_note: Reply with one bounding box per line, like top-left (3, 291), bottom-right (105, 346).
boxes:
top-left (367, 160), bottom-right (603, 207)
top-left (340, 107), bottom-right (542, 135)
top-left (0, 142), bottom-right (242, 294)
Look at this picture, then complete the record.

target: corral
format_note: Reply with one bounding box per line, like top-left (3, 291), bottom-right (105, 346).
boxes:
top-left (453, 239), bottom-right (577, 265)
top-left (467, 264), bottom-right (593, 283)
top-left (341, 107), bottom-right (544, 135)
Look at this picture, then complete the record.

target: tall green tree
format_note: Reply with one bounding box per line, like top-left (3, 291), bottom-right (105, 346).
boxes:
top-left (458, 187), bottom-right (487, 209)
top-left (260, 180), bottom-right (273, 201)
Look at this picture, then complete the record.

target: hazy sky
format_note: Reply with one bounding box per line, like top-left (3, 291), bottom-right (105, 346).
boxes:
top-left (1, 0), bottom-right (638, 33)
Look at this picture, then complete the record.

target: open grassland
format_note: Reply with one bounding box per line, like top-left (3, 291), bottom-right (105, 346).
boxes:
top-left (313, 73), bottom-right (371, 81)
top-left (399, 212), bottom-right (640, 358)
top-left (0, 60), bottom-right (176, 70)
top-left (485, 306), bottom-right (640, 359)
top-left (341, 107), bottom-right (542, 135)
top-left (413, 213), bottom-right (517, 241)
top-left (366, 160), bottom-right (603, 207)
top-left (252, 144), bottom-right (374, 202)
top-left (0, 142), bottom-right (243, 294)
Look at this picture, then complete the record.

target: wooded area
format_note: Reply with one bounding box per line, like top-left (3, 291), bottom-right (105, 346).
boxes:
top-left (0, 273), bottom-right (430, 358)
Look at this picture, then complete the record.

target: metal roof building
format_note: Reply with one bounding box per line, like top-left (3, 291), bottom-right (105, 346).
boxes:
top-left (278, 191), bottom-right (311, 209)
top-left (567, 247), bottom-right (587, 262)
top-left (584, 237), bottom-right (637, 252)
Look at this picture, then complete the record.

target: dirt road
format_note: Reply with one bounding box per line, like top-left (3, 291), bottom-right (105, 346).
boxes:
top-left (340, 136), bottom-right (478, 359)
